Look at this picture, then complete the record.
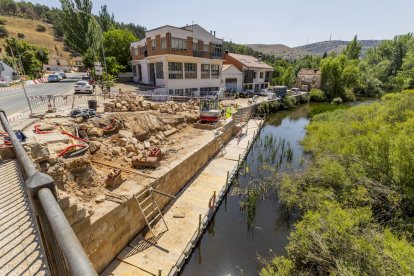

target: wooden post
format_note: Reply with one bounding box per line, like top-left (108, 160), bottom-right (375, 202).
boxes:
top-left (158, 269), bottom-right (162, 276)
top-left (226, 171), bottom-right (229, 185)
top-left (199, 213), bottom-right (202, 231)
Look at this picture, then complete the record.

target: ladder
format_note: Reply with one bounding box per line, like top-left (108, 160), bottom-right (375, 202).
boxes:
top-left (134, 186), bottom-right (168, 236)
top-left (216, 132), bottom-right (227, 156)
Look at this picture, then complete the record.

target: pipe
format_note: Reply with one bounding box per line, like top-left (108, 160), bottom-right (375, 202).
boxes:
top-left (38, 188), bottom-right (97, 276)
top-left (0, 111), bottom-right (37, 177)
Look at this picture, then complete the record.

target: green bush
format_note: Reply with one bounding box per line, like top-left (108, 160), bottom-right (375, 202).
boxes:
top-left (281, 97), bottom-right (296, 109)
top-left (344, 88), bottom-right (356, 101)
top-left (0, 26), bottom-right (8, 38)
top-left (332, 97), bottom-right (343, 105)
top-left (0, 19), bottom-right (6, 25)
top-left (309, 88), bottom-right (326, 102)
top-left (35, 24), bottom-right (46, 32)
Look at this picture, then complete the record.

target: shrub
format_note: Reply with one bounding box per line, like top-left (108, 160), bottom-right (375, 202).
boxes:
top-left (344, 88), bottom-right (356, 102)
top-left (35, 24), bottom-right (46, 32)
top-left (281, 97), bottom-right (296, 109)
top-left (0, 19), bottom-right (6, 25)
top-left (309, 88), bottom-right (326, 102)
top-left (332, 97), bottom-right (343, 105)
top-left (17, 33), bottom-right (25, 39)
top-left (0, 26), bottom-right (8, 38)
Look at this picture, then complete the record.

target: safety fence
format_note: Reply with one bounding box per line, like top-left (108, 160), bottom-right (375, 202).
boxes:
top-left (29, 94), bottom-right (106, 113)
top-left (138, 90), bottom-right (236, 102)
top-left (0, 109), bottom-right (97, 275)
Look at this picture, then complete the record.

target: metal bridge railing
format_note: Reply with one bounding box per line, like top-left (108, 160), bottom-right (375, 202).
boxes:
top-left (0, 109), bottom-right (97, 276)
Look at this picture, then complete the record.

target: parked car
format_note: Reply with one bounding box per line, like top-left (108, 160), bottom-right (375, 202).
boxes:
top-left (74, 80), bottom-right (93, 94)
top-left (56, 71), bottom-right (67, 79)
top-left (259, 89), bottom-right (269, 96)
top-left (267, 92), bottom-right (278, 100)
top-left (48, 74), bottom-right (60, 82)
top-left (239, 90), bottom-right (255, 98)
top-left (82, 76), bottom-right (95, 85)
top-left (291, 88), bottom-right (300, 95)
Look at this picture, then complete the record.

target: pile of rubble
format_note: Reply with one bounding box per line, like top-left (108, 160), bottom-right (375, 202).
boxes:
top-left (103, 94), bottom-right (199, 114)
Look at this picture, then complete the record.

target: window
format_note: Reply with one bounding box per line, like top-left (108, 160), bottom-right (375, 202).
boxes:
top-left (253, 72), bottom-right (257, 79)
top-left (151, 40), bottom-right (156, 52)
top-left (201, 64), bottom-right (210, 79)
top-left (213, 44), bottom-right (222, 57)
top-left (175, 89), bottom-right (184, 96)
top-left (132, 65), bottom-right (137, 76)
top-left (133, 47), bottom-right (138, 56)
top-left (260, 72), bottom-right (264, 78)
top-left (185, 63), bottom-right (197, 79)
top-left (168, 62), bottom-right (183, 79)
top-left (203, 44), bottom-right (209, 52)
top-left (156, 62), bottom-right (164, 79)
top-left (211, 64), bottom-right (220, 78)
top-left (169, 89), bottom-right (174, 95)
top-left (200, 87), bottom-right (219, 97)
top-left (140, 46), bottom-right (146, 55)
top-left (161, 38), bottom-right (167, 49)
top-left (185, 88), bottom-right (198, 96)
top-left (192, 39), bottom-right (198, 51)
top-left (171, 38), bottom-right (187, 50)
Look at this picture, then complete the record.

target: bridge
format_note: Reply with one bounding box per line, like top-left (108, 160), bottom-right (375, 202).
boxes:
top-left (0, 109), bottom-right (97, 276)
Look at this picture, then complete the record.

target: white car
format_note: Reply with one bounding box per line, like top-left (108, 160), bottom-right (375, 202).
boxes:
top-left (74, 81), bottom-right (93, 94)
top-left (259, 89), bottom-right (269, 96)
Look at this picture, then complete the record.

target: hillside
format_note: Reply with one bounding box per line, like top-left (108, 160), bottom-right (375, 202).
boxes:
top-left (295, 40), bottom-right (382, 56)
top-left (246, 44), bottom-right (311, 59)
top-left (0, 16), bottom-right (75, 61)
top-left (247, 40), bottom-right (382, 59)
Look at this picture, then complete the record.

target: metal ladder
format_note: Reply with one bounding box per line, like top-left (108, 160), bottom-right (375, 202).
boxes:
top-left (134, 186), bottom-right (168, 236)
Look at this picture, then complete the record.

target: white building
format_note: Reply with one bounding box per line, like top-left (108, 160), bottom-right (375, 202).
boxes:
top-left (224, 52), bottom-right (274, 92)
top-left (0, 61), bottom-right (17, 82)
top-left (221, 64), bottom-right (243, 92)
top-left (130, 24), bottom-right (224, 96)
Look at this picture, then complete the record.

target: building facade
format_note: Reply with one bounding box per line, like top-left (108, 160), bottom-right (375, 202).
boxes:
top-left (296, 68), bottom-right (321, 91)
top-left (224, 52), bottom-right (274, 92)
top-left (221, 64), bottom-right (243, 92)
top-left (130, 24), bottom-right (224, 96)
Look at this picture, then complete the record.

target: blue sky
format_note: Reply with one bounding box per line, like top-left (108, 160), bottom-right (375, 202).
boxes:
top-left (27, 0), bottom-right (414, 47)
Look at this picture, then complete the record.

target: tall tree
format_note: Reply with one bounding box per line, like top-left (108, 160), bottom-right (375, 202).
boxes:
top-left (98, 5), bottom-right (115, 32)
top-left (343, 35), bottom-right (362, 60)
top-left (59, 0), bottom-right (102, 68)
top-left (103, 28), bottom-right (137, 71)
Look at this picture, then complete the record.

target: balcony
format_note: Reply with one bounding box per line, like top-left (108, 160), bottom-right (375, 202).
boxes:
top-left (211, 53), bottom-right (223, 59)
top-left (193, 50), bottom-right (209, 58)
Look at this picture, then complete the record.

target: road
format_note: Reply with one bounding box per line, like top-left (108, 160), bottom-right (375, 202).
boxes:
top-left (0, 73), bottom-right (85, 116)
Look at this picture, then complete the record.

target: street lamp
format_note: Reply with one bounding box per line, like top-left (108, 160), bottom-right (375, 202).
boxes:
top-left (73, 8), bottom-right (108, 77)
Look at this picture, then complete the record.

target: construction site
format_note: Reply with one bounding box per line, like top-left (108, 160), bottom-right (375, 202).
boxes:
top-left (0, 88), bottom-right (272, 275)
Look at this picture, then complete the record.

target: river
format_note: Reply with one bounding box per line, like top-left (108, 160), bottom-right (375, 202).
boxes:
top-left (181, 104), bottom-right (313, 276)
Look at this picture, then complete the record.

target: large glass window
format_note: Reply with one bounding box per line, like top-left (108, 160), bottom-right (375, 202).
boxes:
top-left (171, 38), bottom-right (187, 50)
top-left (161, 38), bottom-right (167, 49)
top-left (185, 63), bottom-right (197, 79)
top-left (175, 89), bottom-right (184, 96)
top-left (156, 62), bottom-right (164, 79)
top-left (192, 40), bottom-right (198, 51)
top-left (168, 62), bottom-right (183, 79)
top-left (201, 64), bottom-right (210, 79)
top-left (200, 87), bottom-right (219, 96)
top-left (185, 88), bottom-right (198, 96)
top-left (211, 64), bottom-right (220, 78)
top-left (213, 44), bottom-right (222, 57)
top-left (203, 44), bottom-right (209, 52)
top-left (260, 72), bottom-right (264, 78)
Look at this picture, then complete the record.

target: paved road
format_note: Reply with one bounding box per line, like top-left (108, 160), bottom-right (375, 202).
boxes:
top-left (0, 73), bottom-right (85, 116)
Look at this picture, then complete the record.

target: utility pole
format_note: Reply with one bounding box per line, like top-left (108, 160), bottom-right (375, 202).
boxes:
top-left (9, 46), bottom-right (33, 114)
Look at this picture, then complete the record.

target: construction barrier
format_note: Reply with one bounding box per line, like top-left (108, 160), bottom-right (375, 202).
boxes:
top-left (28, 94), bottom-right (105, 113)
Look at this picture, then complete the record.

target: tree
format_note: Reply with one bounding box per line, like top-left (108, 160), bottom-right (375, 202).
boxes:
top-left (59, 0), bottom-right (102, 67)
top-left (4, 38), bottom-right (48, 78)
top-left (103, 29), bottom-right (137, 71)
top-left (98, 5), bottom-right (115, 32)
top-left (343, 35), bottom-right (362, 60)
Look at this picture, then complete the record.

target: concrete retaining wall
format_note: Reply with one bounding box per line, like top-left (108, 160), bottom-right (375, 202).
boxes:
top-left (68, 119), bottom-right (235, 273)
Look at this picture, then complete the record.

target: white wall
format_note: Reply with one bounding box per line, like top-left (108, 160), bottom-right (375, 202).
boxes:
top-left (221, 66), bottom-right (243, 92)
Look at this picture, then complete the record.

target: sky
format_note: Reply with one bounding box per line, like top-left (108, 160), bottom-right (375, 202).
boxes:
top-left (26, 0), bottom-right (414, 47)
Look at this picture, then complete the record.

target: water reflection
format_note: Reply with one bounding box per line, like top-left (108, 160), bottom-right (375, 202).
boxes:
top-left (181, 105), bottom-right (311, 276)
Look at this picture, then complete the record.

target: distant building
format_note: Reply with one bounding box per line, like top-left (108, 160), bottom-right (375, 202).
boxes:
top-left (130, 24), bottom-right (224, 96)
top-left (0, 61), bottom-right (17, 82)
top-left (296, 68), bottom-right (321, 91)
top-left (43, 54), bottom-right (71, 72)
top-left (224, 52), bottom-right (274, 92)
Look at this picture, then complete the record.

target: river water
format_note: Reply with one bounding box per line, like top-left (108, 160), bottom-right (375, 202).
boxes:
top-left (181, 105), bottom-right (312, 276)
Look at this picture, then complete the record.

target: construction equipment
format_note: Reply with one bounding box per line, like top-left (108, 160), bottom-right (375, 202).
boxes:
top-left (134, 186), bottom-right (168, 236)
top-left (199, 88), bottom-right (225, 123)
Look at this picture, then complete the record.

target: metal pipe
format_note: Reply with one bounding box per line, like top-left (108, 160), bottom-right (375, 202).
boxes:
top-left (150, 188), bottom-right (176, 199)
top-left (38, 188), bottom-right (97, 276)
top-left (0, 111), bottom-right (37, 177)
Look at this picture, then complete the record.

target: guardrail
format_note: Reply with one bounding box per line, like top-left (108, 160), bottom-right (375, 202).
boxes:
top-left (0, 109), bottom-right (97, 276)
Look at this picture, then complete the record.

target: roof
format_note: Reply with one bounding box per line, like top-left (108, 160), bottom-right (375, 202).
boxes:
top-left (298, 68), bottom-right (321, 75)
top-left (222, 64), bottom-right (232, 72)
top-left (227, 53), bottom-right (273, 70)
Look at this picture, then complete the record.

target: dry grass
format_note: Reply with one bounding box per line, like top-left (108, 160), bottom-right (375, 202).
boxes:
top-left (0, 15), bottom-right (74, 60)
